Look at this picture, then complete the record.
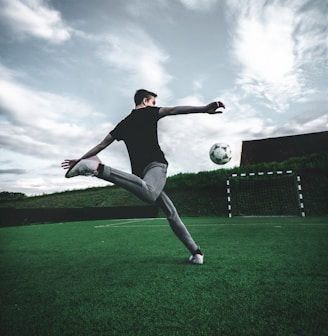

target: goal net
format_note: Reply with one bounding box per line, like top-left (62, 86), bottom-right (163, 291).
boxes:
top-left (227, 171), bottom-right (305, 217)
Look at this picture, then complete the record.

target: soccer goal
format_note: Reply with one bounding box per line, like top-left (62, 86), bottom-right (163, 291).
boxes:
top-left (226, 170), bottom-right (305, 217)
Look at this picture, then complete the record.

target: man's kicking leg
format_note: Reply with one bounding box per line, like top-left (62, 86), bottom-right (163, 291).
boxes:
top-left (66, 157), bottom-right (166, 203)
top-left (97, 162), bottom-right (168, 204)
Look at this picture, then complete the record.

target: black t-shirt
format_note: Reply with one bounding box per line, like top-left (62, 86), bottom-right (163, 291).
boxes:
top-left (110, 106), bottom-right (168, 177)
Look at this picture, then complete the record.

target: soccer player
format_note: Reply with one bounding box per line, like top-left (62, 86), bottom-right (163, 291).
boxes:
top-left (62, 89), bottom-right (225, 264)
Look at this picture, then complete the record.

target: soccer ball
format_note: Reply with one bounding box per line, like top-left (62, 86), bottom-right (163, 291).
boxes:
top-left (209, 143), bottom-right (232, 165)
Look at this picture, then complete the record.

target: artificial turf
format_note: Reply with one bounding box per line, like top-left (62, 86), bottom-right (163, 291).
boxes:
top-left (1, 217), bottom-right (327, 335)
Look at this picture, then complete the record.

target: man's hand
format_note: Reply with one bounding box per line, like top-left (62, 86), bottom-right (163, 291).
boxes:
top-left (61, 159), bottom-right (78, 170)
top-left (205, 101), bottom-right (225, 114)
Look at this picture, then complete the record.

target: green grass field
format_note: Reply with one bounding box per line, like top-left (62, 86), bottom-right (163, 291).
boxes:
top-left (1, 217), bottom-right (327, 336)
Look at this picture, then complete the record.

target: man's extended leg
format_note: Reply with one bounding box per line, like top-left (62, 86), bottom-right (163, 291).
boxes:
top-left (66, 157), bottom-right (167, 202)
top-left (97, 162), bottom-right (167, 204)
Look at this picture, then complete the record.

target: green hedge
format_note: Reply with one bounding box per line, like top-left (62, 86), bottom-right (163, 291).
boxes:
top-left (1, 153), bottom-right (327, 216)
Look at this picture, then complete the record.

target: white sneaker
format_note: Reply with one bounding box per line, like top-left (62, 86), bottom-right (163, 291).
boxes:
top-left (189, 253), bottom-right (204, 265)
top-left (65, 156), bottom-right (101, 178)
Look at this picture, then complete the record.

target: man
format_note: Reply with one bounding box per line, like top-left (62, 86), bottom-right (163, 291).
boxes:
top-left (62, 89), bottom-right (225, 264)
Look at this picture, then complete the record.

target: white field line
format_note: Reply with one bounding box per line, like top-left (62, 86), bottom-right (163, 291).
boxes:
top-left (95, 219), bottom-right (327, 229)
top-left (107, 224), bottom-right (229, 228)
top-left (94, 218), bottom-right (166, 228)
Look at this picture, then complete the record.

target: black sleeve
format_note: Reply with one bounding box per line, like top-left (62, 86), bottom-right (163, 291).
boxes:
top-left (110, 119), bottom-right (126, 141)
top-left (150, 106), bottom-right (161, 120)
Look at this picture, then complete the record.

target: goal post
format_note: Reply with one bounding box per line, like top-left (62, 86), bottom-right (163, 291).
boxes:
top-left (226, 170), bottom-right (305, 217)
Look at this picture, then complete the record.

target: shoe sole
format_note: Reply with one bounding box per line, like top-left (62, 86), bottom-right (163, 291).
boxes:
top-left (65, 159), bottom-right (81, 178)
top-left (189, 255), bottom-right (204, 265)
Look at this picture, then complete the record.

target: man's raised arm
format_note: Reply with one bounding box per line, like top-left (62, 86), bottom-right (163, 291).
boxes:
top-left (158, 101), bottom-right (225, 118)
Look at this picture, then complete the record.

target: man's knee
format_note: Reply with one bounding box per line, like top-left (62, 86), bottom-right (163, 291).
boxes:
top-left (140, 188), bottom-right (159, 204)
top-left (156, 194), bottom-right (177, 219)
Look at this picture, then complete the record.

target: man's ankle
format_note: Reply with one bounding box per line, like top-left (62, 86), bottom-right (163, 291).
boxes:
top-left (193, 248), bottom-right (203, 256)
top-left (96, 163), bottom-right (104, 177)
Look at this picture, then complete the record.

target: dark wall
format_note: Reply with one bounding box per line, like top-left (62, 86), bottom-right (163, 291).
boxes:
top-left (240, 131), bottom-right (328, 166)
top-left (0, 206), bottom-right (158, 227)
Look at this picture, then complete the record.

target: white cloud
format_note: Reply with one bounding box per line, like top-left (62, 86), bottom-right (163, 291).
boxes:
top-left (98, 26), bottom-right (173, 100)
top-left (179, 0), bottom-right (219, 11)
top-left (0, 64), bottom-right (124, 195)
top-left (233, 5), bottom-right (301, 111)
top-left (0, 0), bottom-right (71, 43)
top-left (0, 65), bottom-right (109, 159)
top-left (227, 0), bottom-right (327, 112)
top-left (0, 57), bottom-right (141, 196)
top-left (235, 11), bottom-right (294, 83)
top-left (293, 2), bottom-right (328, 63)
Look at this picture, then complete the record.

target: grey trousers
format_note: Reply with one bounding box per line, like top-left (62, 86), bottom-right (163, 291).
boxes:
top-left (97, 162), bottom-right (198, 254)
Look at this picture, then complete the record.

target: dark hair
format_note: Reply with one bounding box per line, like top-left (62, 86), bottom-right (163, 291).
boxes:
top-left (134, 89), bottom-right (157, 105)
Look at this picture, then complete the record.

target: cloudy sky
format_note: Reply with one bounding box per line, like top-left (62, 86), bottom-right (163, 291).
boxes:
top-left (0, 0), bottom-right (327, 196)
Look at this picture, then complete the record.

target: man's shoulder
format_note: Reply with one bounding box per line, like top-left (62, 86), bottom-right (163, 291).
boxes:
top-left (132, 106), bottom-right (160, 112)
top-left (130, 106), bottom-right (160, 118)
